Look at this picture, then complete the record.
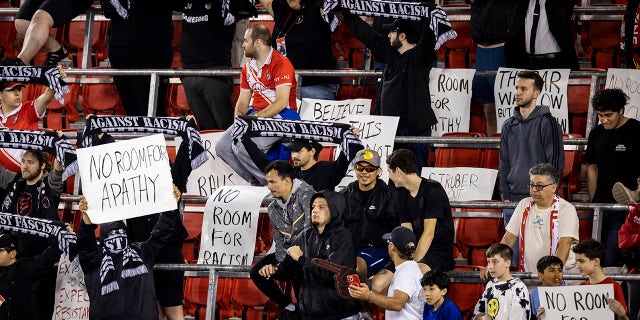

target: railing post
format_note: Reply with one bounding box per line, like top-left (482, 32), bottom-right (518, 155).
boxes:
top-left (147, 72), bottom-right (160, 116)
top-left (81, 10), bottom-right (95, 70)
top-left (205, 267), bottom-right (218, 320)
top-left (592, 206), bottom-right (602, 241)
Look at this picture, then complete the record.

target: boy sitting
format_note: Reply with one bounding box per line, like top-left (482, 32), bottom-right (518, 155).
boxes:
top-left (421, 269), bottom-right (462, 320)
top-left (573, 239), bottom-right (630, 320)
top-left (474, 244), bottom-right (530, 320)
top-left (530, 255), bottom-right (564, 319)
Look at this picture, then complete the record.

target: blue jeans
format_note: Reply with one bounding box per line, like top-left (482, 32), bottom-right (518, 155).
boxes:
top-left (299, 84), bottom-right (338, 100)
top-left (395, 127), bottom-right (431, 175)
top-left (601, 210), bottom-right (626, 267)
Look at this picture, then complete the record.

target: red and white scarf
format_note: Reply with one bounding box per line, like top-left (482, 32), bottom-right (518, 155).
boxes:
top-left (518, 195), bottom-right (560, 271)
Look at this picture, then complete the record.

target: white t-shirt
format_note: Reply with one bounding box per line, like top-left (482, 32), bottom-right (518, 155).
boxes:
top-left (506, 197), bottom-right (579, 271)
top-left (386, 260), bottom-right (425, 320)
top-left (474, 277), bottom-right (530, 320)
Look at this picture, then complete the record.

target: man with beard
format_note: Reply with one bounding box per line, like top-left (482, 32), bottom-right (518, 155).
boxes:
top-left (216, 24), bottom-right (299, 186)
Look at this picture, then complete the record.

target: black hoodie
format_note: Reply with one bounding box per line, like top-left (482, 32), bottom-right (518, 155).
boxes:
top-left (284, 190), bottom-right (361, 319)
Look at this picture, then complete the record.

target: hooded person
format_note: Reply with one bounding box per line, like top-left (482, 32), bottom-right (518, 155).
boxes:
top-left (76, 184), bottom-right (183, 320)
top-left (280, 190), bottom-right (362, 320)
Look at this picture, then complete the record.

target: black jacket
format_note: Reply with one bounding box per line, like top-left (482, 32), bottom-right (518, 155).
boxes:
top-left (341, 179), bottom-right (400, 249)
top-left (78, 210), bottom-right (180, 320)
top-left (283, 191), bottom-right (361, 319)
top-left (470, 0), bottom-right (515, 46)
top-left (342, 12), bottom-right (437, 134)
top-left (0, 242), bottom-right (62, 320)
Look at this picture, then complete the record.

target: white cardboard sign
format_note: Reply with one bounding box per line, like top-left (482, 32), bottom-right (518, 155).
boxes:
top-left (298, 98), bottom-right (372, 121)
top-left (52, 255), bottom-right (90, 320)
top-left (429, 68), bottom-right (475, 136)
top-left (421, 167), bottom-right (497, 201)
top-left (605, 68), bottom-right (640, 121)
top-left (538, 284), bottom-right (615, 320)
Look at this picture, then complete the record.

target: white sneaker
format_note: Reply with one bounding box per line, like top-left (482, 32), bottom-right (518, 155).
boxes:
top-left (612, 182), bottom-right (639, 204)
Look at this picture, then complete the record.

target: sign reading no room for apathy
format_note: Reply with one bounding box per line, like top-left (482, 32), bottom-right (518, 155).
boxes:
top-left (429, 68), bottom-right (475, 137)
top-left (539, 283), bottom-right (615, 320)
top-left (198, 186), bottom-right (270, 265)
top-left (76, 134), bottom-right (177, 224)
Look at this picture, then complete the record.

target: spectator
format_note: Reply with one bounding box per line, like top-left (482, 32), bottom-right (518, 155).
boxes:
top-left (341, 12), bottom-right (437, 171)
top-left (499, 71), bottom-right (564, 227)
top-left (289, 138), bottom-right (362, 191)
top-left (101, 0), bottom-right (173, 117)
top-left (530, 255), bottom-right (564, 320)
top-left (473, 244), bottom-right (530, 320)
top-left (282, 190), bottom-right (361, 319)
top-left (618, 203), bottom-right (640, 320)
top-left (470, 0), bottom-right (515, 136)
top-left (249, 160), bottom-right (314, 319)
top-left (0, 79), bottom-right (59, 172)
top-left (258, 0), bottom-right (339, 99)
top-left (349, 226), bottom-right (425, 319)
top-left (177, 0), bottom-right (236, 130)
top-left (4, 0), bottom-right (93, 66)
top-left (612, 177), bottom-right (640, 205)
top-left (585, 88), bottom-right (640, 267)
top-left (573, 239), bottom-right (630, 320)
top-left (491, 163), bottom-right (578, 274)
top-left (421, 269), bottom-right (463, 320)
top-left (216, 24), bottom-right (298, 186)
top-left (505, 0), bottom-right (579, 70)
top-left (76, 185), bottom-right (182, 320)
top-left (341, 149), bottom-right (399, 277)
top-left (0, 233), bottom-right (63, 320)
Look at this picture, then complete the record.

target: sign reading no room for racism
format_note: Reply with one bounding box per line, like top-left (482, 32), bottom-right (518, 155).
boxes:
top-left (198, 186), bottom-right (270, 265)
top-left (429, 68), bottom-right (475, 137)
top-left (494, 67), bottom-right (570, 133)
top-left (606, 68), bottom-right (640, 121)
top-left (76, 134), bottom-right (177, 224)
top-left (539, 284), bottom-right (615, 320)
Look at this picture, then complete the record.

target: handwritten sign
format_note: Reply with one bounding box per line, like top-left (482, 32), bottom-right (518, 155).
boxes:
top-left (539, 284), bottom-right (614, 320)
top-left (298, 98), bottom-right (372, 121)
top-left (76, 134), bottom-right (177, 223)
top-left (494, 68), bottom-right (570, 133)
top-left (52, 256), bottom-right (90, 320)
top-left (605, 68), bottom-right (640, 120)
top-left (198, 186), bottom-right (270, 265)
top-left (176, 132), bottom-right (249, 196)
top-left (334, 115), bottom-right (399, 189)
top-left (429, 68), bottom-right (474, 136)
top-left (421, 167), bottom-right (497, 201)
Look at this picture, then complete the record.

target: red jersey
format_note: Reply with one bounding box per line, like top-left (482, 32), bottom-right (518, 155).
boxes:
top-left (240, 48), bottom-right (297, 112)
top-left (580, 277), bottom-right (628, 313)
top-left (0, 101), bottom-right (43, 172)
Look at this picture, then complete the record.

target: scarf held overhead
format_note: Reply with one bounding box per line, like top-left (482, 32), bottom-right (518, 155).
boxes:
top-left (233, 116), bottom-right (362, 158)
top-left (0, 212), bottom-right (77, 260)
top-left (323, 0), bottom-right (457, 49)
top-left (0, 129), bottom-right (77, 180)
top-left (0, 66), bottom-right (69, 103)
top-left (80, 115), bottom-right (207, 171)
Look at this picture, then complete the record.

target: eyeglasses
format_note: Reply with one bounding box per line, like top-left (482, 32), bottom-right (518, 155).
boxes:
top-left (528, 183), bottom-right (555, 191)
top-left (355, 164), bottom-right (378, 173)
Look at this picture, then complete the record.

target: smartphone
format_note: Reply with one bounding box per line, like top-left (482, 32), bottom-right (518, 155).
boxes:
top-left (347, 274), bottom-right (361, 287)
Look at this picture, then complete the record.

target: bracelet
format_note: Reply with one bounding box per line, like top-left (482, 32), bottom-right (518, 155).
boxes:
top-left (367, 290), bottom-right (373, 302)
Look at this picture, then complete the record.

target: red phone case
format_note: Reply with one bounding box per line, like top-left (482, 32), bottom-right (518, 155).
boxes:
top-left (347, 274), bottom-right (360, 287)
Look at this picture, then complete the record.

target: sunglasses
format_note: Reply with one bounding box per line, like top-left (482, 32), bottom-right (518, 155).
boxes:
top-left (528, 183), bottom-right (554, 191)
top-left (355, 164), bottom-right (378, 173)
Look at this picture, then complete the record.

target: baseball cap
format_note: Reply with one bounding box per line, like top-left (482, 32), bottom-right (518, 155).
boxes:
top-left (0, 233), bottom-right (18, 251)
top-left (1, 82), bottom-right (26, 91)
top-left (288, 139), bottom-right (323, 153)
top-left (354, 149), bottom-right (380, 167)
top-left (382, 19), bottom-right (422, 41)
top-left (383, 226), bottom-right (416, 251)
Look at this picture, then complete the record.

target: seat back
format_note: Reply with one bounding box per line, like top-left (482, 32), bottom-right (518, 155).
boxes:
top-left (456, 201), bottom-right (504, 265)
top-left (435, 132), bottom-right (486, 168)
top-left (167, 83), bottom-right (193, 117)
top-left (439, 14), bottom-right (474, 68)
top-left (447, 266), bottom-right (485, 320)
top-left (81, 76), bottom-right (126, 115)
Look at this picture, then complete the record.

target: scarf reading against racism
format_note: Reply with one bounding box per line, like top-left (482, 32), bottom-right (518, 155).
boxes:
top-left (0, 212), bottom-right (77, 262)
top-left (323, 0), bottom-right (457, 49)
top-left (99, 221), bottom-right (148, 296)
top-left (233, 116), bottom-right (363, 158)
top-left (0, 129), bottom-right (78, 180)
top-left (0, 66), bottom-right (69, 103)
top-left (80, 115), bottom-right (207, 171)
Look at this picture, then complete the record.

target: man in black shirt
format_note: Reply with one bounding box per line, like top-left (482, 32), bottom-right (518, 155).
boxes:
top-left (289, 139), bottom-right (361, 191)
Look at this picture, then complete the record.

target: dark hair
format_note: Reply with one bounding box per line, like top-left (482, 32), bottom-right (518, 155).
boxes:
top-left (528, 163), bottom-right (560, 184)
top-left (572, 239), bottom-right (604, 261)
top-left (592, 88), bottom-right (629, 113)
top-left (290, 141), bottom-right (323, 160)
top-left (486, 243), bottom-right (513, 262)
top-left (386, 149), bottom-right (417, 174)
top-left (23, 150), bottom-right (52, 172)
top-left (536, 255), bottom-right (564, 273)
top-left (397, 243), bottom-right (416, 260)
top-left (264, 160), bottom-right (294, 180)
top-left (249, 24), bottom-right (272, 46)
top-left (420, 269), bottom-right (451, 291)
top-left (517, 70), bottom-right (543, 92)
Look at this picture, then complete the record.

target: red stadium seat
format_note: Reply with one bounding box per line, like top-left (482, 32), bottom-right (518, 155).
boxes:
top-left (481, 133), bottom-right (500, 170)
top-left (43, 83), bottom-right (81, 129)
top-left (231, 278), bottom-right (272, 320)
top-left (438, 14), bottom-right (474, 68)
top-left (456, 202), bottom-right (504, 266)
top-left (81, 76), bottom-right (126, 115)
top-left (166, 83), bottom-right (193, 117)
top-left (581, 16), bottom-right (623, 69)
top-left (184, 275), bottom-right (235, 320)
top-left (182, 208), bottom-right (204, 262)
top-left (559, 134), bottom-right (583, 200)
top-left (578, 208), bottom-right (592, 241)
top-left (435, 132), bottom-right (486, 168)
top-left (171, 20), bottom-right (182, 69)
top-left (62, 20), bottom-right (108, 67)
top-left (0, 19), bottom-right (17, 60)
top-left (447, 266), bottom-right (485, 320)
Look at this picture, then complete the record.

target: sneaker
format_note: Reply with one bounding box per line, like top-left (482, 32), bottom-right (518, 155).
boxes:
top-left (1, 57), bottom-right (26, 66)
top-left (43, 47), bottom-right (68, 66)
top-left (612, 182), bottom-right (639, 204)
top-left (278, 308), bottom-right (301, 320)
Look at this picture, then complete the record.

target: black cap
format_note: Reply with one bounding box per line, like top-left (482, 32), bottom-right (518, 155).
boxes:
top-left (0, 233), bottom-right (18, 251)
top-left (288, 139), bottom-right (323, 153)
top-left (382, 226), bottom-right (416, 251)
top-left (382, 19), bottom-right (422, 42)
top-left (99, 220), bottom-right (127, 242)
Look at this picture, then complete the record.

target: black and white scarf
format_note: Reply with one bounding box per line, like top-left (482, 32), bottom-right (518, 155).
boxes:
top-left (0, 129), bottom-right (78, 181)
top-left (232, 116), bottom-right (362, 158)
top-left (0, 66), bottom-right (69, 103)
top-left (0, 212), bottom-right (77, 262)
top-left (80, 115), bottom-right (207, 171)
top-left (100, 232), bottom-right (148, 295)
top-left (323, 0), bottom-right (457, 49)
